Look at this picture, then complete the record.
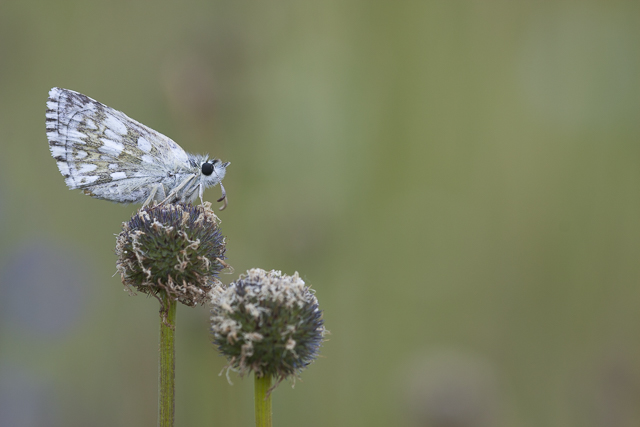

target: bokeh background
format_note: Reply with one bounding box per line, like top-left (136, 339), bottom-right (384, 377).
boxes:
top-left (1, 1), bottom-right (640, 426)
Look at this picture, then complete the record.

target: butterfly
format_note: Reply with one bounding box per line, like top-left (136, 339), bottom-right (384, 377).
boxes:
top-left (46, 88), bottom-right (230, 209)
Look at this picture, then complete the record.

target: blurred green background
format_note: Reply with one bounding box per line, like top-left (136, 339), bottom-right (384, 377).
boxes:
top-left (1, 1), bottom-right (640, 426)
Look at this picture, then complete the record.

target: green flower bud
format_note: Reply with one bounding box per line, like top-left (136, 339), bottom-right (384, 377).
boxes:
top-left (115, 203), bottom-right (227, 306)
top-left (210, 268), bottom-right (326, 382)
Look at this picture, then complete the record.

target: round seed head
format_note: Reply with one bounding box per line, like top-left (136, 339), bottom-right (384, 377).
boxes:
top-left (115, 202), bottom-right (227, 306)
top-left (210, 268), bottom-right (326, 381)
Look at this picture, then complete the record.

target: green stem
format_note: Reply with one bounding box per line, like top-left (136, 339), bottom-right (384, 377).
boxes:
top-left (159, 292), bottom-right (177, 427)
top-left (254, 374), bottom-right (273, 427)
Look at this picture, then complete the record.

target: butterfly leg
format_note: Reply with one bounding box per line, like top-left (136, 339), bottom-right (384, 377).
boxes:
top-left (155, 185), bottom-right (167, 203)
top-left (198, 183), bottom-right (205, 205)
top-left (160, 174), bottom-right (196, 205)
top-left (217, 182), bottom-right (228, 211)
top-left (142, 183), bottom-right (165, 208)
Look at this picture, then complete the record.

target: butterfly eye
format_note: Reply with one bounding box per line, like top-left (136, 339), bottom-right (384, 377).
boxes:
top-left (201, 162), bottom-right (214, 176)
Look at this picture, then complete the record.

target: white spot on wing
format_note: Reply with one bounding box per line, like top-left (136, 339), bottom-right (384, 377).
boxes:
top-left (83, 120), bottom-right (97, 130)
top-left (170, 146), bottom-right (189, 164)
top-left (81, 176), bottom-right (99, 185)
top-left (67, 130), bottom-right (88, 141)
top-left (77, 163), bottom-right (98, 174)
top-left (103, 115), bottom-right (128, 135)
top-left (57, 161), bottom-right (70, 175)
top-left (98, 139), bottom-right (124, 156)
top-left (50, 145), bottom-right (66, 158)
top-left (108, 164), bottom-right (119, 170)
top-left (141, 154), bottom-right (155, 164)
top-left (137, 137), bottom-right (152, 153)
top-left (75, 150), bottom-right (88, 159)
top-left (110, 172), bottom-right (127, 180)
top-left (104, 129), bottom-right (121, 141)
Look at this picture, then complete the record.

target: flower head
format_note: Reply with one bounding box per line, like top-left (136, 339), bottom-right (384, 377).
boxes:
top-left (210, 268), bottom-right (326, 381)
top-left (115, 202), bottom-right (227, 306)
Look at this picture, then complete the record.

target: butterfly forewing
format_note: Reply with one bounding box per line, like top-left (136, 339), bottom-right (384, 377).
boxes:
top-left (46, 88), bottom-right (191, 203)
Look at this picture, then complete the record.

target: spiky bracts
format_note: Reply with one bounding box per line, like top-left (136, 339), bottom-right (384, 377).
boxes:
top-left (210, 269), bottom-right (326, 382)
top-left (116, 202), bottom-right (227, 306)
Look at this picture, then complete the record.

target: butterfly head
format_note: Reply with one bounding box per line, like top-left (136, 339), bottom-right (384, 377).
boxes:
top-left (201, 158), bottom-right (229, 182)
top-left (200, 158), bottom-right (230, 210)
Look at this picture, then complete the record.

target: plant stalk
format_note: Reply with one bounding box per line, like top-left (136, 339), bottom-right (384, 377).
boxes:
top-left (159, 292), bottom-right (177, 427)
top-left (254, 374), bottom-right (273, 427)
